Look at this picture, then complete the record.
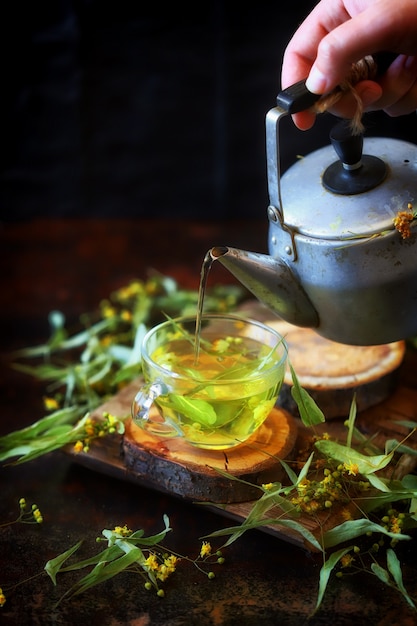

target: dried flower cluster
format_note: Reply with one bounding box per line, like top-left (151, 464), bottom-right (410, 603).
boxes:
top-left (393, 203), bottom-right (416, 239)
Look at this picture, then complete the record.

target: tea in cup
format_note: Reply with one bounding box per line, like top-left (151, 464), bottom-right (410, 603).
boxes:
top-left (131, 314), bottom-right (287, 450)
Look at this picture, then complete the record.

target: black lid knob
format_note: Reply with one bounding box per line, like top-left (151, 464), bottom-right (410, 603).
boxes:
top-left (323, 120), bottom-right (387, 195)
top-left (329, 120), bottom-right (363, 167)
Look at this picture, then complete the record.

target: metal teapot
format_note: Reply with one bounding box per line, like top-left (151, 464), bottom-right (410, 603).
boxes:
top-left (212, 82), bottom-right (417, 345)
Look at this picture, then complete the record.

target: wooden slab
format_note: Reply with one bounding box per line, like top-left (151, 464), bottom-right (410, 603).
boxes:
top-left (122, 405), bottom-right (297, 503)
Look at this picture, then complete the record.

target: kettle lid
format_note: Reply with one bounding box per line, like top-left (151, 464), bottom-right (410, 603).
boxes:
top-left (279, 134), bottom-right (417, 240)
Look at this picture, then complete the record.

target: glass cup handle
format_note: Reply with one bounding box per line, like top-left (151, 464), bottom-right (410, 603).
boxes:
top-left (131, 380), bottom-right (167, 425)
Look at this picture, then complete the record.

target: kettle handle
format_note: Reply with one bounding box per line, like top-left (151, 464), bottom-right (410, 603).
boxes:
top-left (267, 81), bottom-right (328, 217)
top-left (276, 80), bottom-right (320, 113)
top-left (275, 51), bottom-right (397, 114)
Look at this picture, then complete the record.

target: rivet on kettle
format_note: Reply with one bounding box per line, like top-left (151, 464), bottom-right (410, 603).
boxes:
top-left (267, 205), bottom-right (279, 222)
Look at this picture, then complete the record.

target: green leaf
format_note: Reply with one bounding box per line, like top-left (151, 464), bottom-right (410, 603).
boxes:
top-left (296, 452), bottom-right (315, 484)
top-left (11, 362), bottom-right (74, 383)
top-left (402, 474), bottom-right (417, 490)
top-left (371, 562), bottom-right (391, 585)
top-left (358, 479), bottom-right (417, 514)
top-left (345, 395), bottom-right (357, 449)
top-left (367, 473), bottom-right (393, 492)
top-left (58, 546), bottom-right (121, 573)
top-left (0, 409), bottom-right (101, 465)
top-left (45, 540), bottom-right (83, 585)
top-left (68, 548), bottom-right (144, 598)
top-left (278, 458), bottom-right (299, 485)
top-left (322, 518), bottom-right (411, 549)
top-left (112, 362), bottom-right (142, 385)
top-left (397, 420), bottom-right (417, 429)
top-left (386, 548), bottom-right (416, 609)
top-left (163, 395), bottom-right (217, 426)
top-left (289, 363), bottom-right (325, 426)
top-left (316, 547), bottom-right (352, 611)
top-left (314, 439), bottom-right (393, 475)
top-left (205, 517), bottom-right (322, 552)
top-left (12, 319), bottom-right (113, 358)
top-left (385, 439), bottom-right (417, 457)
top-left (127, 323), bottom-right (147, 365)
top-left (0, 407), bottom-right (80, 448)
top-left (0, 407), bottom-right (88, 464)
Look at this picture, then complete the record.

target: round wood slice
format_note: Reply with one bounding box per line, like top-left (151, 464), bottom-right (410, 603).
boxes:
top-left (122, 407), bottom-right (297, 503)
top-left (266, 318), bottom-right (406, 418)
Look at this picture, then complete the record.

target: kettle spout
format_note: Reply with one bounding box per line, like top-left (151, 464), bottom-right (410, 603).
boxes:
top-left (211, 246), bottom-right (319, 328)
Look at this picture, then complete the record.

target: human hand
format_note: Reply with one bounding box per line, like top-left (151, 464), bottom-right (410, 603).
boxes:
top-left (281, 0), bottom-right (417, 129)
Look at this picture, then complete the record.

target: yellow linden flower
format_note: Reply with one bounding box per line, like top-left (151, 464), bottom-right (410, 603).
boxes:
top-left (73, 440), bottom-right (84, 453)
top-left (0, 588), bottom-right (6, 607)
top-left (116, 282), bottom-right (144, 300)
top-left (391, 519), bottom-right (401, 534)
top-left (84, 419), bottom-right (96, 437)
top-left (297, 478), bottom-right (310, 492)
top-left (212, 338), bottom-right (230, 353)
top-left (43, 396), bottom-right (59, 411)
top-left (341, 554), bottom-right (355, 568)
top-left (307, 500), bottom-right (320, 513)
top-left (200, 541), bottom-right (212, 558)
top-left (120, 310), bottom-right (132, 322)
top-left (102, 305), bottom-right (117, 319)
top-left (113, 525), bottom-right (132, 537)
top-left (156, 557), bottom-right (178, 581)
top-left (164, 554), bottom-right (179, 571)
top-left (341, 508), bottom-right (354, 521)
top-left (145, 280), bottom-right (159, 295)
top-left (344, 462), bottom-right (360, 476)
top-left (106, 413), bottom-right (118, 426)
top-left (144, 553), bottom-right (159, 571)
top-left (156, 564), bottom-right (170, 581)
top-left (262, 483), bottom-right (274, 491)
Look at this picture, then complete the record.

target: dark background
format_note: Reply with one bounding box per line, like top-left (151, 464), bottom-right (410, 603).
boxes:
top-left (1, 0), bottom-right (417, 222)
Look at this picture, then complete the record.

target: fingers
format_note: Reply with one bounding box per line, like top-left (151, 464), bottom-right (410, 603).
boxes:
top-left (281, 0), bottom-right (417, 129)
top-left (369, 55), bottom-right (417, 116)
top-left (383, 84), bottom-right (417, 117)
top-left (289, 110), bottom-right (317, 131)
top-left (323, 80), bottom-right (383, 119)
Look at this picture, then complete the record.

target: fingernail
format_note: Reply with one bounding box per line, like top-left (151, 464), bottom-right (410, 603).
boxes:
top-left (306, 67), bottom-right (328, 94)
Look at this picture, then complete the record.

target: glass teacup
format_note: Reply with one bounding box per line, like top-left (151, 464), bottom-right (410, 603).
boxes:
top-left (131, 314), bottom-right (287, 450)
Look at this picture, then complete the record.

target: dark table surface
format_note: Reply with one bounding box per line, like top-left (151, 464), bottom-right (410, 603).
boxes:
top-left (1, 217), bottom-right (417, 626)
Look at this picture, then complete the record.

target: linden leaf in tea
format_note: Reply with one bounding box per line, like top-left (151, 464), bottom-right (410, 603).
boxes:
top-left (163, 396), bottom-right (217, 426)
